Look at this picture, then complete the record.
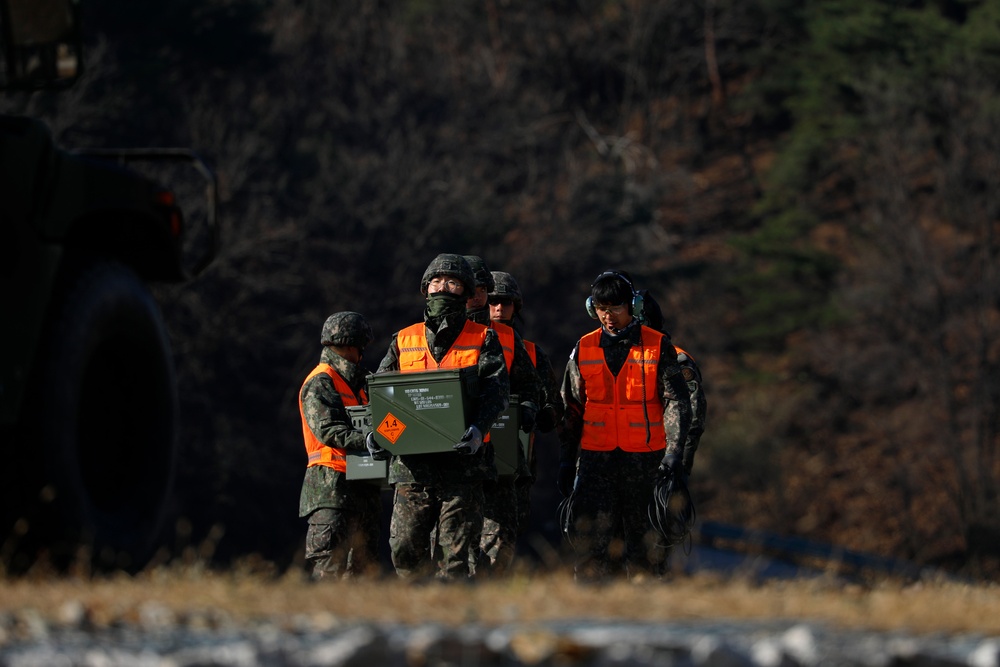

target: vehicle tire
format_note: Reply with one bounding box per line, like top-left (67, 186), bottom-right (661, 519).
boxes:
top-left (17, 260), bottom-right (178, 572)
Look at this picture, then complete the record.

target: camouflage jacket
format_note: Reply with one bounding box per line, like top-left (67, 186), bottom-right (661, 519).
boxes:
top-left (522, 335), bottom-right (564, 429)
top-left (503, 326), bottom-right (542, 413)
top-left (470, 310), bottom-right (543, 478)
top-left (375, 310), bottom-right (510, 485)
top-left (674, 347), bottom-right (707, 475)
top-left (499, 326), bottom-right (540, 478)
top-left (558, 323), bottom-right (691, 467)
top-left (468, 308), bottom-right (542, 411)
top-left (298, 347), bottom-right (373, 516)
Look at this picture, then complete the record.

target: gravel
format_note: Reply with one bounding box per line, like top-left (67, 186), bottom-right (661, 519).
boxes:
top-left (2, 607), bottom-right (999, 667)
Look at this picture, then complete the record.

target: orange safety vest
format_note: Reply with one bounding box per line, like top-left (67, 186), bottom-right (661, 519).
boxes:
top-left (396, 320), bottom-right (490, 442)
top-left (300, 363), bottom-right (368, 472)
top-left (522, 339), bottom-right (537, 367)
top-left (397, 320), bottom-right (489, 371)
top-left (578, 326), bottom-right (666, 452)
top-left (521, 338), bottom-right (539, 450)
top-left (489, 321), bottom-right (516, 372)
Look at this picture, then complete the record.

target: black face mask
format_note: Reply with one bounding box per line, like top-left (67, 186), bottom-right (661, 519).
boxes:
top-left (425, 291), bottom-right (467, 318)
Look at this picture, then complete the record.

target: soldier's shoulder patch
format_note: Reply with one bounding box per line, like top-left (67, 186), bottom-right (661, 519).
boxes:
top-left (681, 368), bottom-right (696, 382)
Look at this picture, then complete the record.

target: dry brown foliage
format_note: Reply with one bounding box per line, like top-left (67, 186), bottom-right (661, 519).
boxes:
top-left (2, 567), bottom-right (999, 637)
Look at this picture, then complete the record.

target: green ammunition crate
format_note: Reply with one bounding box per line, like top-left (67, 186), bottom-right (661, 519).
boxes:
top-left (367, 367), bottom-right (479, 455)
top-left (347, 404), bottom-right (373, 434)
top-left (345, 450), bottom-right (387, 481)
top-left (344, 405), bottom-right (387, 482)
top-left (490, 394), bottom-right (521, 476)
top-left (519, 425), bottom-right (531, 462)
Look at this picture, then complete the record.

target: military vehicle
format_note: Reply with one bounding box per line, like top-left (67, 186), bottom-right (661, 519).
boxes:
top-left (0, 0), bottom-right (217, 570)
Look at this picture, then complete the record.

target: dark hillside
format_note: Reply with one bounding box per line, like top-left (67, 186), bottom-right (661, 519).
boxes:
top-left (5, 0), bottom-right (999, 577)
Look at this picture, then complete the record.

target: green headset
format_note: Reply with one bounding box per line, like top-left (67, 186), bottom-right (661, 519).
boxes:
top-left (585, 270), bottom-right (644, 320)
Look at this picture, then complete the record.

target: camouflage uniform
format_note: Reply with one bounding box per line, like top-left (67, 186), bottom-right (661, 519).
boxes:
top-left (559, 320), bottom-right (691, 580)
top-left (375, 255), bottom-right (509, 580)
top-left (675, 348), bottom-right (707, 475)
top-left (464, 260), bottom-right (542, 576)
top-left (298, 314), bottom-right (380, 580)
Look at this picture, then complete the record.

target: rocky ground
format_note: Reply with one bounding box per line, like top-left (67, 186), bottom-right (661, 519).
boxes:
top-left (1, 607), bottom-right (1000, 667)
top-left (2, 543), bottom-right (999, 667)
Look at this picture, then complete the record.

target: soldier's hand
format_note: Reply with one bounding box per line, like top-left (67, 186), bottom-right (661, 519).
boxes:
top-left (557, 462), bottom-right (576, 497)
top-left (534, 404), bottom-right (558, 433)
top-left (658, 451), bottom-right (683, 481)
top-left (365, 432), bottom-right (391, 461)
top-left (453, 425), bottom-right (484, 455)
top-left (519, 401), bottom-right (538, 433)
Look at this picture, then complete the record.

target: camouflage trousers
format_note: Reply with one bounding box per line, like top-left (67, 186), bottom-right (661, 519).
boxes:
top-left (390, 481), bottom-right (484, 580)
top-left (304, 498), bottom-right (381, 580)
top-left (479, 476), bottom-right (518, 576)
top-left (567, 448), bottom-right (668, 580)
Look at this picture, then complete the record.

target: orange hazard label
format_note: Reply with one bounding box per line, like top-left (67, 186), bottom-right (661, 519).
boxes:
top-left (377, 412), bottom-right (407, 444)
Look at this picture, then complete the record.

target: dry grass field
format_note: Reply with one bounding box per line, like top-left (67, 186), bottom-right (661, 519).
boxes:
top-left (2, 565), bottom-right (999, 637)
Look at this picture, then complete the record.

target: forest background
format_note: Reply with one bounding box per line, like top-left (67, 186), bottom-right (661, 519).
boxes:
top-left (4, 0), bottom-right (999, 578)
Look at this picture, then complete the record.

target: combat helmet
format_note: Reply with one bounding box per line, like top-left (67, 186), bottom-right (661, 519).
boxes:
top-left (420, 253), bottom-right (476, 296)
top-left (463, 255), bottom-right (495, 292)
top-left (321, 311), bottom-right (373, 349)
top-left (489, 271), bottom-right (523, 313)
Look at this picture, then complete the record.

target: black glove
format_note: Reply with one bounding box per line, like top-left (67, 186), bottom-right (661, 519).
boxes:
top-left (534, 404), bottom-right (557, 433)
top-left (453, 425), bottom-right (484, 455)
top-left (519, 401), bottom-right (538, 434)
top-left (365, 431), bottom-right (391, 461)
top-left (658, 451), bottom-right (683, 480)
top-left (557, 462), bottom-right (576, 498)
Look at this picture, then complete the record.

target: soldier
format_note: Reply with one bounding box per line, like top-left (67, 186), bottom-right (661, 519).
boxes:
top-left (463, 257), bottom-right (541, 575)
top-left (558, 270), bottom-right (691, 580)
top-left (369, 254), bottom-right (509, 580)
top-left (589, 288), bottom-right (708, 576)
top-left (298, 311), bottom-right (380, 580)
top-left (487, 270), bottom-right (563, 540)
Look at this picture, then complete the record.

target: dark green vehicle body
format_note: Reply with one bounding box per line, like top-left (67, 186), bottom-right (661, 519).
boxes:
top-left (1, 117), bottom-right (189, 422)
top-left (0, 0), bottom-right (216, 570)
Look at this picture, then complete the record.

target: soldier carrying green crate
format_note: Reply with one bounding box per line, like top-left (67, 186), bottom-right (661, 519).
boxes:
top-left (368, 254), bottom-right (510, 581)
top-left (297, 311), bottom-right (380, 580)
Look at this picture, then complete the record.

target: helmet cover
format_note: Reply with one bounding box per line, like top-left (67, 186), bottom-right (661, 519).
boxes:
top-left (420, 253), bottom-right (476, 295)
top-left (463, 255), bottom-right (496, 292)
top-left (321, 311), bottom-right (373, 349)
top-left (489, 271), bottom-right (523, 312)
